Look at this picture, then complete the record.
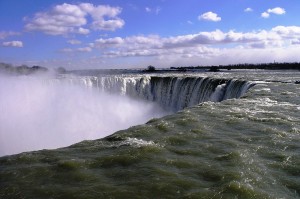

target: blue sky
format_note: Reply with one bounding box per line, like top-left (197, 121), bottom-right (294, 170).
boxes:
top-left (1, 0), bottom-right (300, 69)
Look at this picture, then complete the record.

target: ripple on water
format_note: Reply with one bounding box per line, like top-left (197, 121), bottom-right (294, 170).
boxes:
top-left (1, 71), bottom-right (300, 198)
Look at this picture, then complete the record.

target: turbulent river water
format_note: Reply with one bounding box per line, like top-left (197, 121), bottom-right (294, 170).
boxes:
top-left (0, 70), bottom-right (300, 198)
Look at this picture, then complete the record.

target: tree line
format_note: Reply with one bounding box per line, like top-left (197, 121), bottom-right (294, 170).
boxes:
top-left (0, 63), bottom-right (68, 75)
top-left (170, 62), bottom-right (300, 71)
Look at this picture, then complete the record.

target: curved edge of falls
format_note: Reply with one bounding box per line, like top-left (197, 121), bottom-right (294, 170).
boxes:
top-left (59, 75), bottom-right (255, 111)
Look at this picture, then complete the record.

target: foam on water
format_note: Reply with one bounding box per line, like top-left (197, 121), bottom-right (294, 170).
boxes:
top-left (1, 70), bottom-right (299, 198)
top-left (113, 138), bottom-right (159, 148)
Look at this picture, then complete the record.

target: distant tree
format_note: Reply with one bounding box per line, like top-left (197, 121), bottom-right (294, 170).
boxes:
top-left (16, 65), bottom-right (30, 74)
top-left (208, 66), bottom-right (220, 72)
top-left (32, 65), bottom-right (48, 72)
top-left (147, 65), bottom-right (156, 72)
top-left (0, 62), bottom-right (48, 75)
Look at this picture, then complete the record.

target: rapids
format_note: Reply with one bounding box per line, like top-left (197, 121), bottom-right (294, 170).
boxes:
top-left (1, 70), bottom-right (299, 198)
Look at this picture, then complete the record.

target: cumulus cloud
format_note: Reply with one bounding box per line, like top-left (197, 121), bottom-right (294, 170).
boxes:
top-left (25, 3), bottom-right (124, 35)
top-left (261, 12), bottom-right (270, 18)
top-left (80, 3), bottom-right (125, 31)
top-left (262, 7), bottom-right (285, 18)
top-left (49, 25), bottom-right (300, 68)
top-left (91, 19), bottom-right (125, 31)
top-left (2, 41), bottom-right (23, 48)
top-left (268, 7), bottom-right (286, 15)
top-left (95, 37), bottom-right (124, 46)
top-left (244, 8), bottom-right (253, 12)
top-left (87, 25), bottom-right (300, 61)
top-left (77, 27), bottom-right (90, 34)
top-left (272, 26), bottom-right (300, 38)
top-left (94, 35), bottom-right (162, 51)
top-left (198, 12), bottom-right (221, 22)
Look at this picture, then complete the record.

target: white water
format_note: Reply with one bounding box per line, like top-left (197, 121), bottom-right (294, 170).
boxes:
top-left (0, 74), bottom-right (254, 156)
top-left (0, 75), bottom-right (166, 156)
top-left (64, 75), bottom-right (254, 111)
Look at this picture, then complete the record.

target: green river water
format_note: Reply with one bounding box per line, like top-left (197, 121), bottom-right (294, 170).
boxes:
top-left (1, 70), bottom-right (300, 198)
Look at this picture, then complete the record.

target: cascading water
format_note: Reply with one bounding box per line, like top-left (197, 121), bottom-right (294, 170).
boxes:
top-left (2, 73), bottom-right (254, 156)
top-left (61, 75), bottom-right (255, 111)
top-left (2, 70), bottom-right (300, 199)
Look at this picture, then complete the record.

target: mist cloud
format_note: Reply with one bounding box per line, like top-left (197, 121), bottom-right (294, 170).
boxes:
top-left (0, 75), bottom-right (166, 156)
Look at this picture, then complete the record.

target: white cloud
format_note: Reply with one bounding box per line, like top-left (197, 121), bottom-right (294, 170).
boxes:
top-left (91, 19), bottom-right (125, 31)
top-left (262, 7), bottom-right (285, 18)
top-left (291, 39), bottom-right (300, 45)
top-left (25, 3), bottom-right (124, 35)
top-left (68, 39), bottom-right (82, 45)
top-left (187, 20), bottom-right (193, 25)
top-left (0, 31), bottom-right (21, 40)
top-left (198, 12), bottom-right (221, 22)
top-left (268, 7), bottom-right (286, 15)
top-left (77, 47), bottom-right (92, 52)
top-left (261, 12), bottom-right (270, 18)
top-left (47, 25), bottom-right (300, 68)
top-left (244, 8), bottom-right (253, 12)
top-left (87, 25), bottom-right (300, 62)
top-left (2, 41), bottom-right (23, 48)
top-left (95, 37), bottom-right (124, 46)
top-left (60, 46), bottom-right (92, 53)
top-left (81, 4), bottom-right (124, 31)
top-left (161, 29), bottom-right (281, 48)
top-left (272, 26), bottom-right (300, 38)
top-left (77, 27), bottom-right (90, 35)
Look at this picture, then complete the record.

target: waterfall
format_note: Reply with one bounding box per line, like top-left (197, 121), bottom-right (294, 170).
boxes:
top-left (60, 75), bottom-right (254, 111)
